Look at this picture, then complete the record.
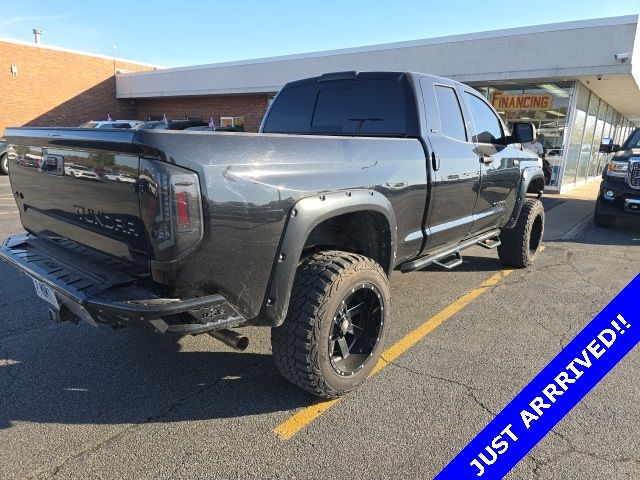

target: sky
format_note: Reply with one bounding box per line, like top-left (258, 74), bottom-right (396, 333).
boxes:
top-left (0, 0), bottom-right (638, 68)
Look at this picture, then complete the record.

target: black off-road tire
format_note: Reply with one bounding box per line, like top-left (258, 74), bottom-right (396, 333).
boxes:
top-left (498, 198), bottom-right (545, 268)
top-left (271, 251), bottom-right (390, 399)
top-left (0, 154), bottom-right (8, 175)
top-left (593, 202), bottom-right (615, 228)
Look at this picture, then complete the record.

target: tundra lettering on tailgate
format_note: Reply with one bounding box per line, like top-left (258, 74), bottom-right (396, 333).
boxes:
top-left (73, 205), bottom-right (140, 238)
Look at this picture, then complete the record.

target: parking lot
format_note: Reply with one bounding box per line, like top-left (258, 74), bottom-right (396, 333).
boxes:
top-left (0, 175), bottom-right (638, 480)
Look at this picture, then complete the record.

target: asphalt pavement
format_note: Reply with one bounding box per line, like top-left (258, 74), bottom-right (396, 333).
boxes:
top-left (0, 176), bottom-right (638, 479)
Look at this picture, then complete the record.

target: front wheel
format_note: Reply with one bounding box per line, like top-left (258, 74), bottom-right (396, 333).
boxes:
top-left (594, 201), bottom-right (615, 228)
top-left (498, 198), bottom-right (545, 268)
top-left (0, 154), bottom-right (8, 175)
top-left (271, 251), bottom-right (389, 398)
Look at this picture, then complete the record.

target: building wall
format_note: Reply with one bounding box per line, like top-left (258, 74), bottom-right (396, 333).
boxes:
top-left (134, 94), bottom-right (271, 132)
top-left (0, 40), bottom-right (154, 134)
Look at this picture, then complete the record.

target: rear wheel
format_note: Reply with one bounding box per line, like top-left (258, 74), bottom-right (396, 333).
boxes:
top-left (271, 251), bottom-right (389, 398)
top-left (594, 201), bottom-right (615, 228)
top-left (0, 154), bottom-right (8, 175)
top-left (498, 198), bottom-right (545, 268)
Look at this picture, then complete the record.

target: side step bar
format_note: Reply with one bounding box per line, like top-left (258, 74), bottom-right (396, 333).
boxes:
top-left (478, 236), bottom-right (502, 249)
top-left (400, 229), bottom-right (501, 273)
top-left (432, 252), bottom-right (463, 270)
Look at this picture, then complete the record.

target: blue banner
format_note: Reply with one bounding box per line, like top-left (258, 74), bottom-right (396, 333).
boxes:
top-left (435, 274), bottom-right (639, 480)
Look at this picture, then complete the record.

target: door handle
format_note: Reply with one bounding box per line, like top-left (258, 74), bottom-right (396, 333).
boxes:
top-left (431, 152), bottom-right (440, 171)
top-left (480, 155), bottom-right (493, 165)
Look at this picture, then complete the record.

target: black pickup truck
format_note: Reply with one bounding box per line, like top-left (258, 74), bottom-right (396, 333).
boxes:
top-left (1, 71), bottom-right (545, 398)
top-left (595, 128), bottom-right (640, 226)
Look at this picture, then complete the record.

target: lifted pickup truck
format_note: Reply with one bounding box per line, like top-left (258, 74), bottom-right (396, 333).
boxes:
top-left (595, 128), bottom-right (640, 226)
top-left (1, 71), bottom-right (545, 398)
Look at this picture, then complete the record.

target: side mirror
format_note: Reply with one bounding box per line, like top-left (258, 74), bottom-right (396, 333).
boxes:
top-left (599, 138), bottom-right (620, 153)
top-left (508, 122), bottom-right (535, 144)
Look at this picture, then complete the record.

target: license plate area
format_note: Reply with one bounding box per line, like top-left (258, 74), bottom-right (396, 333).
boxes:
top-left (32, 278), bottom-right (59, 310)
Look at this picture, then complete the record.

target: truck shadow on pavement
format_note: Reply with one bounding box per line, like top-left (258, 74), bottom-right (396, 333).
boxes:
top-left (0, 317), bottom-right (314, 429)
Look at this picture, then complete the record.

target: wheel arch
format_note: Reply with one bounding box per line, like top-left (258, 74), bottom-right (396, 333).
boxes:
top-left (504, 166), bottom-right (545, 230)
top-left (256, 190), bottom-right (397, 327)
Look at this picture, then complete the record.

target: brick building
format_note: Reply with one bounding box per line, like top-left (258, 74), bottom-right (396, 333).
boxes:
top-left (0, 39), bottom-right (155, 134)
top-left (134, 94), bottom-right (270, 133)
top-left (0, 38), bottom-right (271, 135)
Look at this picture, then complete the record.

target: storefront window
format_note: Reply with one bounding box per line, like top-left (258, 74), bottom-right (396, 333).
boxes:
top-left (575, 92), bottom-right (599, 183)
top-left (472, 81), bottom-right (573, 188)
top-left (484, 82), bottom-right (572, 151)
top-left (596, 105), bottom-right (614, 175)
top-left (471, 80), bottom-right (637, 191)
top-left (588, 100), bottom-right (608, 178)
top-left (564, 83), bottom-right (589, 186)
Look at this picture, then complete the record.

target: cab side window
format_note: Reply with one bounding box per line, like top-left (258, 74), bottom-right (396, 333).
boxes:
top-left (464, 92), bottom-right (503, 144)
top-left (433, 85), bottom-right (467, 142)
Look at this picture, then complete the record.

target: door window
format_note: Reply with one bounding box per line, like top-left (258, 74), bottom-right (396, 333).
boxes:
top-left (464, 92), bottom-right (503, 144)
top-left (433, 85), bottom-right (467, 142)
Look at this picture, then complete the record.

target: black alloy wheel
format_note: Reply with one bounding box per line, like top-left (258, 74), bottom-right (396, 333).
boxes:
top-left (328, 283), bottom-right (384, 377)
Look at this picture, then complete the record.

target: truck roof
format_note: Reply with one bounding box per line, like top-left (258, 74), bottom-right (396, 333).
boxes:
top-left (283, 70), bottom-right (460, 88)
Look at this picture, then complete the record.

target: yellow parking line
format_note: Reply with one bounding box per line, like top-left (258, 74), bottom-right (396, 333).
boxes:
top-left (274, 246), bottom-right (546, 440)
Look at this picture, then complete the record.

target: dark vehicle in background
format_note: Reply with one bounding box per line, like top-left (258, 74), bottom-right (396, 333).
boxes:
top-left (594, 128), bottom-right (640, 227)
top-left (1, 71), bottom-right (545, 398)
top-left (0, 138), bottom-right (7, 175)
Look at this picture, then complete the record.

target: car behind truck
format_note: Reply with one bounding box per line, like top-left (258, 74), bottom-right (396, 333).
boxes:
top-left (1, 71), bottom-right (545, 398)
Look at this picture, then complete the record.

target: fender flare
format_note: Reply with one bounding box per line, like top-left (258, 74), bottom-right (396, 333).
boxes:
top-left (255, 189), bottom-right (397, 327)
top-left (504, 166), bottom-right (545, 229)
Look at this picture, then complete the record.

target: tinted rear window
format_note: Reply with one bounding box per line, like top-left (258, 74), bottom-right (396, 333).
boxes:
top-left (263, 80), bottom-right (406, 136)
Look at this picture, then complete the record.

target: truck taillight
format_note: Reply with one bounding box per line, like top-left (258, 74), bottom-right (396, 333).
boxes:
top-left (175, 191), bottom-right (190, 226)
top-left (139, 159), bottom-right (204, 262)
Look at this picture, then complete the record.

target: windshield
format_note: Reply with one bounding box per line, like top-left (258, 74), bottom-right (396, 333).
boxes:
top-left (622, 128), bottom-right (640, 149)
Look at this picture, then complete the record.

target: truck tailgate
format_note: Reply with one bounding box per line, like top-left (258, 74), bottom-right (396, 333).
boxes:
top-left (5, 128), bottom-right (150, 265)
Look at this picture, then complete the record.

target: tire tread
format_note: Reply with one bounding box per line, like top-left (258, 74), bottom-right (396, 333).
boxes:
top-left (498, 198), bottom-right (544, 268)
top-left (271, 250), bottom-right (387, 398)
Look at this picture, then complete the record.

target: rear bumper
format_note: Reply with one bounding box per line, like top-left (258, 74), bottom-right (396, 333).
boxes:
top-left (0, 234), bottom-right (246, 335)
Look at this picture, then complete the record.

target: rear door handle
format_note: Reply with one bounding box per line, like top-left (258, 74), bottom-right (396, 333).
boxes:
top-left (480, 155), bottom-right (493, 165)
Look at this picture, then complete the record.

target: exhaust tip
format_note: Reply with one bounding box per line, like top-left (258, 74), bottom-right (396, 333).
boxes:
top-left (235, 336), bottom-right (249, 351)
top-left (208, 329), bottom-right (249, 351)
